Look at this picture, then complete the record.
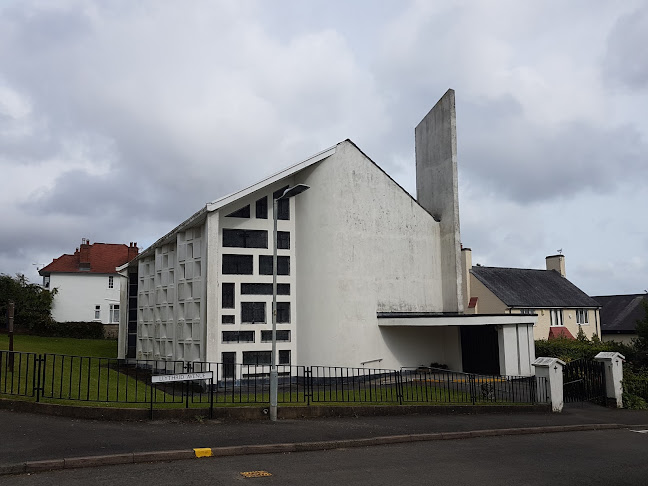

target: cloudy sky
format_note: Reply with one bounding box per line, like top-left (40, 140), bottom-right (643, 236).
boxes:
top-left (1, 0), bottom-right (646, 296)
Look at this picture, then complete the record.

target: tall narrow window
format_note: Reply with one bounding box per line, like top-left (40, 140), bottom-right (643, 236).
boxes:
top-left (277, 231), bottom-right (290, 250)
top-left (550, 309), bottom-right (564, 326)
top-left (108, 276), bottom-right (114, 289)
top-left (256, 196), bottom-right (268, 219)
top-left (276, 302), bottom-right (290, 323)
top-left (279, 350), bottom-right (291, 365)
top-left (94, 305), bottom-right (101, 320)
top-left (222, 283), bottom-right (234, 309)
top-left (273, 186), bottom-right (290, 220)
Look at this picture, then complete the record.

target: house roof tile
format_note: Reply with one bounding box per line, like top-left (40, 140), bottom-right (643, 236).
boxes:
top-left (471, 266), bottom-right (599, 308)
top-left (39, 242), bottom-right (137, 275)
top-left (593, 294), bottom-right (648, 334)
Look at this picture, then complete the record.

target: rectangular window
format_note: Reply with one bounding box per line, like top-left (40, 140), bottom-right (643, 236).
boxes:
top-left (222, 254), bottom-right (253, 274)
top-left (241, 283), bottom-right (290, 295)
top-left (273, 186), bottom-right (290, 220)
top-left (241, 302), bottom-right (266, 323)
top-left (94, 305), bottom-right (101, 320)
top-left (277, 231), bottom-right (290, 250)
top-left (520, 308), bottom-right (534, 315)
top-left (279, 350), bottom-right (291, 365)
top-left (222, 283), bottom-right (235, 308)
top-left (222, 331), bottom-right (255, 343)
top-left (243, 351), bottom-right (271, 366)
top-left (576, 309), bottom-right (589, 324)
top-left (276, 302), bottom-right (290, 323)
top-left (256, 196), bottom-right (268, 219)
top-left (108, 276), bottom-right (114, 289)
top-left (550, 309), bottom-right (564, 326)
top-left (222, 229), bottom-right (268, 249)
top-left (261, 330), bottom-right (291, 342)
top-left (109, 304), bottom-right (119, 323)
top-left (221, 315), bottom-right (235, 324)
top-left (259, 255), bottom-right (290, 275)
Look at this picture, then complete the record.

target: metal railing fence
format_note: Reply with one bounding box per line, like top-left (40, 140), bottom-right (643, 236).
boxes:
top-left (0, 351), bottom-right (548, 411)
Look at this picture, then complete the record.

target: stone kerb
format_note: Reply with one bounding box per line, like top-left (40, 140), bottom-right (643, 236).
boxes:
top-left (594, 352), bottom-right (625, 408)
top-left (532, 357), bottom-right (565, 412)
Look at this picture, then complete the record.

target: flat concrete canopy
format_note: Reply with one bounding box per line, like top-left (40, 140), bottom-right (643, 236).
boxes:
top-left (377, 313), bottom-right (537, 327)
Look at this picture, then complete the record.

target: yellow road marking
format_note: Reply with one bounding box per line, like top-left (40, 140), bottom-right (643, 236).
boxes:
top-left (193, 448), bottom-right (213, 457)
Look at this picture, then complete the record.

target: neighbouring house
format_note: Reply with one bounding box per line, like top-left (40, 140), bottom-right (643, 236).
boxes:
top-left (594, 294), bottom-right (648, 344)
top-left (39, 239), bottom-right (139, 336)
top-left (462, 250), bottom-right (601, 341)
top-left (118, 90), bottom-right (537, 377)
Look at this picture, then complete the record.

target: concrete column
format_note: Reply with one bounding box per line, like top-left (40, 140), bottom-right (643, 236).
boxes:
top-left (532, 357), bottom-right (565, 412)
top-left (594, 351), bottom-right (625, 408)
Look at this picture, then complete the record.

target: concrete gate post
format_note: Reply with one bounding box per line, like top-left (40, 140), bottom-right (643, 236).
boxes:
top-left (532, 357), bottom-right (565, 412)
top-left (594, 352), bottom-right (625, 408)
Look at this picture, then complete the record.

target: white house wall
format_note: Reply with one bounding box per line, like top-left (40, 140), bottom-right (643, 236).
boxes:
top-left (294, 141), bottom-right (445, 370)
top-left (49, 273), bottom-right (120, 324)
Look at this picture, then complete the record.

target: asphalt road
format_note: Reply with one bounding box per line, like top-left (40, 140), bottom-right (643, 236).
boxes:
top-left (6, 429), bottom-right (648, 486)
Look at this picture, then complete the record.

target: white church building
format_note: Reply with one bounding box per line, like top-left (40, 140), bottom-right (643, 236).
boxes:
top-left (118, 90), bottom-right (537, 377)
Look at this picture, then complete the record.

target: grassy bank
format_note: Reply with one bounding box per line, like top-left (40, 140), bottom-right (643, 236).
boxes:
top-left (0, 334), bottom-right (117, 357)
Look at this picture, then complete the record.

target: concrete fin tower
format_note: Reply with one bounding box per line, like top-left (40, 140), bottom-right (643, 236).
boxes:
top-left (415, 89), bottom-right (463, 312)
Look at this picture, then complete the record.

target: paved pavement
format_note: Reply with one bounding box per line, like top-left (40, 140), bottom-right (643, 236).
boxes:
top-left (2, 403), bottom-right (648, 475)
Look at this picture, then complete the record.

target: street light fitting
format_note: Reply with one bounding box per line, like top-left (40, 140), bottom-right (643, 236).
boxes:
top-left (279, 184), bottom-right (310, 200)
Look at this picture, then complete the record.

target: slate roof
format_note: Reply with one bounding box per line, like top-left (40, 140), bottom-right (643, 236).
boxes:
top-left (39, 243), bottom-right (137, 275)
top-left (593, 294), bottom-right (648, 334)
top-left (471, 266), bottom-right (600, 308)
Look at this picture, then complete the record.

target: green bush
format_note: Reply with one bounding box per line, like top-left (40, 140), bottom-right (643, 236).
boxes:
top-left (534, 337), bottom-right (628, 363)
top-left (30, 321), bottom-right (105, 340)
top-left (0, 273), bottom-right (55, 332)
top-left (622, 369), bottom-right (648, 409)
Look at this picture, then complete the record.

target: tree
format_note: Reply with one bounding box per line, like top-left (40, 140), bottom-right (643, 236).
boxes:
top-left (0, 273), bottom-right (56, 331)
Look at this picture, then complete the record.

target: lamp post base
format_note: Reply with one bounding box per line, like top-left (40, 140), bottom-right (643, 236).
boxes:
top-left (269, 369), bottom-right (278, 421)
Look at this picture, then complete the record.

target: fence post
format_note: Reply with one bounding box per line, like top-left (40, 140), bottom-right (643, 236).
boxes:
top-left (306, 367), bottom-right (311, 406)
top-left (532, 357), bottom-right (565, 412)
top-left (35, 354), bottom-right (43, 403)
top-left (469, 374), bottom-right (476, 405)
top-left (594, 352), bottom-right (625, 408)
top-left (397, 370), bottom-right (403, 405)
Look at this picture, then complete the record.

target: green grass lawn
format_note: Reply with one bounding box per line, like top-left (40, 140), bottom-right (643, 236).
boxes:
top-left (0, 334), bottom-right (117, 357)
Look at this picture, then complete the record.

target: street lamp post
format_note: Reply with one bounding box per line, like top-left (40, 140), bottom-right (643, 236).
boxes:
top-left (270, 184), bottom-right (309, 422)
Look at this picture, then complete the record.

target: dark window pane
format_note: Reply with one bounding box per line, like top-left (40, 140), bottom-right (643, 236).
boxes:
top-left (277, 231), bottom-right (290, 250)
top-left (222, 331), bottom-right (255, 343)
top-left (222, 283), bottom-right (234, 308)
top-left (273, 186), bottom-right (290, 220)
top-left (222, 254), bottom-right (253, 274)
top-left (221, 315), bottom-right (235, 324)
top-left (279, 350), bottom-right (291, 365)
top-left (259, 255), bottom-right (290, 275)
top-left (222, 229), bottom-right (268, 249)
top-left (241, 302), bottom-right (266, 323)
top-left (243, 351), bottom-right (271, 365)
top-left (241, 283), bottom-right (290, 295)
top-left (276, 302), bottom-right (290, 323)
top-left (225, 205), bottom-right (250, 218)
top-left (256, 196), bottom-right (268, 219)
top-left (261, 330), bottom-right (291, 342)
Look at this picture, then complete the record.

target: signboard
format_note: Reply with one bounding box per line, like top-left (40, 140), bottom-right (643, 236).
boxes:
top-left (151, 371), bottom-right (213, 383)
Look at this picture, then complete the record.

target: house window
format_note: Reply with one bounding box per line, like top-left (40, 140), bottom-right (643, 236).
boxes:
top-left (259, 255), bottom-right (290, 275)
top-left (520, 309), bottom-right (534, 315)
top-left (108, 276), bottom-right (114, 289)
top-left (94, 305), bottom-right (101, 320)
top-left (243, 351), bottom-right (272, 366)
top-left (43, 276), bottom-right (50, 288)
top-left (273, 186), bottom-right (290, 220)
top-left (222, 254), bottom-right (253, 275)
top-left (222, 315), bottom-right (235, 324)
top-left (222, 283), bottom-right (235, 309)
top-left (277, 231), bottom-right (290, 250)
top-left (576, 309), bottom-right (589, 324)
top-left (261, 330), bottom-right (291, 342)
top-left (225, 205), bottom-right (251, 218)
top-left (109, 304), bottom-right (119, 323)
top-left (241, 302), bottom-right (266, 323)
top-left (256, 196), bottom-right (268, 219)
top-left (550, 309), bottom-right (564, 326)
top-left (241, 283), bottom-right (290, 295)
top-left (276, 302), bottom-right (290, 323)
top-left (222, 331), bottom-right (255, 343)
top-left (222, 229), bottom-right (268, 249)
top-left (279, 350), bottom-right (291, 365)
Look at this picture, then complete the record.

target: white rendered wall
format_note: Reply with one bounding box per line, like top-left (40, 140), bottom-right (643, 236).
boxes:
top-left (49, 273), bottom-right (120, 324)
top-left (294, 141), bottom-right (445, 370)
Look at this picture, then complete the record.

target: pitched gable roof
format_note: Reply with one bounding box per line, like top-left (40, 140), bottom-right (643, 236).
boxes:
top-left (471, 266), bottom-right (599, 308)
top-left (39, 242), bottom-right (138, 275)
top-left (593, 294), bottom-right (648, 334)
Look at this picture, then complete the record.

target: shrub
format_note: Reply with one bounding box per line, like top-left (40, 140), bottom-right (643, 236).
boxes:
top-left (0, 273), bottom-right (55, 332)
top-left (30, 321), bottom-right (105, 340)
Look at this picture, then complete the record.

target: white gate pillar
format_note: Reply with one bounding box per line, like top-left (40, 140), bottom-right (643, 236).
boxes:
top-left (532, 357), bottom-right (565, 412)
top-left (594, 352), bottom-right (625, 408)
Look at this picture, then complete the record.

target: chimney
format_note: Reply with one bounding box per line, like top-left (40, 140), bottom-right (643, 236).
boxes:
top-left (415, 89), bottom-right (463, 312)
top-left (79, 238), bottom-right (91, 271)
top-left (546, 254), bottom-right (566, 277)
top-left (128, 242), bottom-right (139, 261)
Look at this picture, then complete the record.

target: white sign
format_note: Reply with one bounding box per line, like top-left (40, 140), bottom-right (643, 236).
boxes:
top-left (151, 371), bottom-right (213, 383)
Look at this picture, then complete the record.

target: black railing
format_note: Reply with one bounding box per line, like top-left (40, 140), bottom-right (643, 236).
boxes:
top-left (0, 351), bottom-right (548, 413)
top-left (563, 359), bottom-right (606, 405)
